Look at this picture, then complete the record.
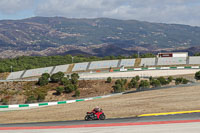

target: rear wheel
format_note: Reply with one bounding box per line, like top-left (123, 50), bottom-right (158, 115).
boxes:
top-left (99, 114), bottom-right (106, 120)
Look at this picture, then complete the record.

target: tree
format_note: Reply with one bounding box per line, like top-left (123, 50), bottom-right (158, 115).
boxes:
top-left (50, 72), bottom-right (65, 83)
top-left (61, 77), bottom-right (70, 86)
top-left (71, 73), bottom-right (79, 84)
top-left (41, 73), bottom-right (50, 79)
top-left (175, 77), bottom-right (183, 85)
top-left (150, 79), bottom-right (161, 87)
top-left (128, 78), bottom-right (139, 89)
top-left (167, 76), bottom-right (173, 83)
top-left (135, 75), bottom-right (140, 81)
top-left (195, 71), bottom-right (200, 80)
top-left (65, 84), bottom-right (76, 93)
top-left (157, 77), bottom-right (169, 85)
top-left (56, 86), bottom-right (65, 95)
top-left (139, 80), bottom-right (150, 89)
top-left (106, 77), bottom-right (112, 83)
top-left (38, 77), bottom-right (49, 86)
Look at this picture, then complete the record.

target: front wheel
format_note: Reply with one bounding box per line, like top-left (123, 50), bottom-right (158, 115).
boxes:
top-left (99, 114), bottom-right (106, 120)
top-left (85, 115), bottom-right (92, 121)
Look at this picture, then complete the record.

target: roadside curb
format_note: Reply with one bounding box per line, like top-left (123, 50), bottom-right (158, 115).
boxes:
top-left (138, 110), bottom-right (200, 117)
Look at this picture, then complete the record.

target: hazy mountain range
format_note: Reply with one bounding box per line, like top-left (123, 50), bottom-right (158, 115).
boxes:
top-left (0, 17), bottom-right (200, 58)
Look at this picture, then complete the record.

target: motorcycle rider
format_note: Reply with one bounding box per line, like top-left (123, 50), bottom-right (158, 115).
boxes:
top-left (92, 106), bottom-right (101, 113)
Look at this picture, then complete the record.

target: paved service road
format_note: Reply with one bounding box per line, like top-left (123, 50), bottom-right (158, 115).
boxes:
top-left (0, 113), bottom-right (200, 133)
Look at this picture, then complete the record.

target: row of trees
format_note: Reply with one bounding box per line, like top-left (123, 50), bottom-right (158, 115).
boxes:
top-left (25, 72), bottom-right (80, 103)
top-left (0, 53), bottom-right (157, 73)
top-left (111, 75), bottom-right (189, 93)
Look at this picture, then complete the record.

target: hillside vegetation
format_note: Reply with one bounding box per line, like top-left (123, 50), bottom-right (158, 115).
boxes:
top-left (0, 17), bottom-right (200, 58)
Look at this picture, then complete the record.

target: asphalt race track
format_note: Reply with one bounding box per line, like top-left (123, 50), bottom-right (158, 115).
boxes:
top-left (0, 112), bottom-right (200, 133)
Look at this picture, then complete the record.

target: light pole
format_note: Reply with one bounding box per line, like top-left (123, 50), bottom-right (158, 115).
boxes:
top-left (72, 56), bottom-right (74, 63)
top-left (10, 66), bottom-right (13, 73)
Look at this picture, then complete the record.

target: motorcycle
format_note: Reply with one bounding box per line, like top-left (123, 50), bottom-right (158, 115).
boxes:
top-left (85, 110), bottom-right (106, 121)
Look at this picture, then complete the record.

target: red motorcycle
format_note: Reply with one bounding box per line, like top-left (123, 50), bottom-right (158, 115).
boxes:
top-left (85, 109), bottom-right (106, 121)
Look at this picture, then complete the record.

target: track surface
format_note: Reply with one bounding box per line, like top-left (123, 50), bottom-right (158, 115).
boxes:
top-left (0, 112), bottom-right (200, 127)
top-left (0, 113), bottom-right (200, 132)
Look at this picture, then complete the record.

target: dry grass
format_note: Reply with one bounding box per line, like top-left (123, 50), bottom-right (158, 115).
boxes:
top-left (0, 84), bottom-right (200, 124)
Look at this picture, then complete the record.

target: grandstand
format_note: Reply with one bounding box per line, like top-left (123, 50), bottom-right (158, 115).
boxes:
top-left (189, 56), bottom-right (200, 65)
top-left (157, 57), bottom-right (187, 65)
top-left (7, 71), bottom-right (24, 80)
top-left (89, 60), bottom-right (119, 70)
top-left (5, 55), bottom-right (200, 80)
top-left (72, 62), bottom-right (89, 72)
top-left (140, 58), bottom-right (156, 66)
top-left (119, 59), bottom-right (135, 67)
top-left (22, 67), bottom-right (53, 78)
top-left (52, 65), bottom-right (69, 74)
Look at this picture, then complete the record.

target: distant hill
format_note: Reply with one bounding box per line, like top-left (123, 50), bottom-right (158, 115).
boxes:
top-left (0, 17), bottom-right (200, 58)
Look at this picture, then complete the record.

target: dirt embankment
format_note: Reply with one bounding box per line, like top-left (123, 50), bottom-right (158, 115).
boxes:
top-left (0, 80), bottom-right (115, 105)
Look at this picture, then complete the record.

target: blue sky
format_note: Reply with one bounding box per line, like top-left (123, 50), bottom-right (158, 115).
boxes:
top-left (0, 0), bottom-right (200, 26)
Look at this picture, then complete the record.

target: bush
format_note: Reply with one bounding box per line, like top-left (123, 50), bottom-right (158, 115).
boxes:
top-left (50, 72), bottom-right (65, 83)
top-left (135, 75), bottom-right (140, 81)
top-left (38, 77), bottom-right (49, 86)
top-left (113, 79), bottom-right (127, 93)
top-left (182, 78), bottom-right (189, 84)
top-left (75, 90), bottom-right (80, 97)
top-left (175, 77), bottom-right (189, 85)
top-left (128, 78), bottom-right (139, 89)
top-left (41, 73), bottom-right (50, 79)
top-left (157, 77), bottom-right (169, 85)
top-left (150, 79), bottom-right (161, 87)
top-left (195, 71), bottom-right (200, 80)
top-left (167, 76), bottom-right (173, 83)
top-left (71, 73), bottom-right (79, 84)
top-left (65, 84), bottom-right (75, 93)
top-left (139, 80), bottom-right (150, 89)
top-left (56, 86), bottom-right (65, 95)
top-left (61, 77), bottom-right (70, 86)
top-left (149, 76), bottom-right (153, 81)
top-left (113, 83), bottom-right (125, 93)
top-left (175, 77), bottom-right (183, 85)
top-left (106, 77), bottom-right (112, 83)
top-left (26, 95), bottom-right (37, 103)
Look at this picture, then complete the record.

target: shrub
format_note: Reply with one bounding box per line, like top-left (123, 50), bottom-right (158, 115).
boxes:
top-left (26, 95), bottom-right (37, 103)
top-left (56, 86), bottom-right (65, 95)
top-left (175, 77), bottom-right (183, 85)
top-left (167, 76), bottom-right (173, 83)
top-left (50, 72), bottom-right (65, 83)
top-left (71, 73), bottom-right (79, 84)
top-left (75, 90), bottom-right (80, 97)
top-left (38, 77), bottom-right (49, 86)
top-left (195, 71), bottom-right (200, 80)
top-left (128, 78), bottom-right (139, 89)
top-left (150, 79), bottom-right (161, 87)
top-left (1, 97), bottom-right (9, 105)
top-left (65, 84), bottom-right (75, 93)
top-left (113, 83), bottom-right (125, 93)
top-left (149, 76), bottom-right (153, 81)
top-left (135, 75), bottom-right (140, 81)
top-left (175, 77), bottom-right (189, 85)
top-left (157, 77), bottom-right (169, 85)
top-left (139, 80), bottom-right (150, 89)
top-left (61, 77), bottom-right (70, 86)
top-left (182, 78), bottom-right (189, 84)
top-left (106, 77), bottom-right (112, 83)
top-left (41, 73), bottom-right (50, 79)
